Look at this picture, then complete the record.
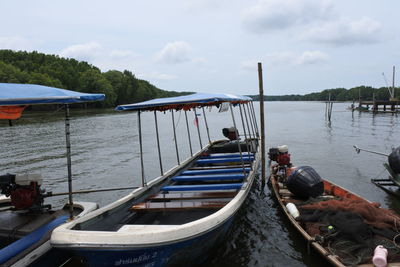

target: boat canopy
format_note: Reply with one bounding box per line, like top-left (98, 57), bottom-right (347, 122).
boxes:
top-left (0, 83), bottom-right (105, 106)
top-left (115, 93), bottom-right (252, 112)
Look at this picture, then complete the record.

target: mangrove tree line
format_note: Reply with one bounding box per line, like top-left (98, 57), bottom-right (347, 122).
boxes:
top-left (0, 50), bottom-right (191, 107)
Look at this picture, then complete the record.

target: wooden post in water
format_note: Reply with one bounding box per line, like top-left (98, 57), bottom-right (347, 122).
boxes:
top-left (257, 62), bottom-right (266, 185)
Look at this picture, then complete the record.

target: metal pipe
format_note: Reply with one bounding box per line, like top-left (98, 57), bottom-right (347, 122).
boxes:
top-left (247, 103), bottom-right (257, 139)
top-left (353, 145), bottom-right (388, 157)
top-left (242, 102), bottom-right (253, 139)
top-left (138, 111), bottom-right (146, 187)
top-left (184, 110), bottom-right (193, 156)
top-left (194, 109), bottom-right (203, 149)
top-left (244, 103), bottom-right (256, 139)
top-left (229, 103), bottom-right (246, 176)
top-left (202, 107), bottom-right (211, 144)
top-left (64, 104), bottom-right (74, 220)
top-left (171, 109), bottom-right (180, 164)
top-left (154, 111), bottom-right (163, 175)
top-left (239, 104), bottom-right (252, 169)
top-left (45, 186), bottom-right (139, 197)
top-left (250, 101), bottom-right (260, 138)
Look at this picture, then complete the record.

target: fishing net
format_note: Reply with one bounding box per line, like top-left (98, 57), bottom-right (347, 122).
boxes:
top-left (297, 198), bottom-right (400, 265)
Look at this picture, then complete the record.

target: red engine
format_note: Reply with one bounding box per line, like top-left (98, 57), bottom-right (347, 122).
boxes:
top-left (268, 145), bottom-right (291, 166)
top-left (0, 173), bottom-right (45, 210)
top-left (277, 153), bottom-right (291, 166)
top-left (10, 182), bottom-right (40, 210)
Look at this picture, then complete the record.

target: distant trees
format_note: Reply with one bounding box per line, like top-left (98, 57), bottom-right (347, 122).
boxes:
top-left (0, 50), bottom-right (191, 108)
top-left (250, 85), bottom-right (400, 101)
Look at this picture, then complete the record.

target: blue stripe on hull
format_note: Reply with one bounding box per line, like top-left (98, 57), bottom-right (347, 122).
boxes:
top-left (69, 218), bottom-right (234, 267)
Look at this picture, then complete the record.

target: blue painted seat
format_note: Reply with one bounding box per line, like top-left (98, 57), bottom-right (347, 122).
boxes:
top-left (196, 157), bottom-right (254, 165)
top-left (200, 153), bottom-right (254, 159)
top-left (172, 174), bottom-right (245, 182)
top-left (161, 183), bottom-right (243, 191)
top-left (0, 215), bottom-right (68, 264)
top-left (182, 167), bottom-right (250, 175)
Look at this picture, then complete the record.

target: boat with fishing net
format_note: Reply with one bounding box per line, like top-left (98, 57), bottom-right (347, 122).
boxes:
top-left (51, 93), bottom-right (261, 266)
top-left (269, 145), bottom-right (400, 267)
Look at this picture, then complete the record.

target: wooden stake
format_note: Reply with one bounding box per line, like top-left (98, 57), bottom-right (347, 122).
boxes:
top-left (258, 62), bottom-right (266, 185)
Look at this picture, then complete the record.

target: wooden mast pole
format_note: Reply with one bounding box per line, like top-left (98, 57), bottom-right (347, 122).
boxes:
top-left (258, 63), bottom-right (266, 185)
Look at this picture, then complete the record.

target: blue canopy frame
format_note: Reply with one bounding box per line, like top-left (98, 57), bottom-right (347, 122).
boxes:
top-left (115, 93), bottom-right (251, 111)
top-left (0, 83), bottom-right (105, 220)
top-left (0, 83), bottom-right (105, 106)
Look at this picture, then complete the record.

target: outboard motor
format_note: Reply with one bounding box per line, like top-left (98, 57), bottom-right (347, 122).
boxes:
top-left (222, 127), bottom-right (239, 141)
top-left (0, 173), bottom-right (46, 210)
top-left (389, 146), bottom-right (400, 174)
top-left (286, 166), bottom-right (324, 199)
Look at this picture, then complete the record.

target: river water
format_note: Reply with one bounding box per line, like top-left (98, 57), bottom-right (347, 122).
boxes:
top-left (1, 102), bottom-right (399, 266)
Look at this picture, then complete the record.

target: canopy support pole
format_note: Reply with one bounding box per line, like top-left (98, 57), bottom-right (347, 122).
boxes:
top-left (64, 104), bottom-right (74, 220)
top-left (171, 109), bottom-right (180, 165)
top-left (239, 104), bottom-right (252, 169)
top-left (246, 103), bottom-right (257, 140)
top-left (229, 103), bottom-right (246, 177)
top-left (184, 110), bottom-right (193, 156)
top-left (194, 109), bottom-right (203, 149)
top-left (154, 111), bottom-right (163, 175)
top-left (250, 101), bottom-right (260, 138)
top-left (202, 107), bottom-right (211, 144)
top-left (243, 103), bottom-right (254, 139)
top-left (138, 111), bottom-right (146, 187)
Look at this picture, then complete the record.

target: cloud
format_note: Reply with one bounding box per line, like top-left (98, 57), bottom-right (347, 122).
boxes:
top-left (59, 42), bottom-right (103, 62)
top-left (0, 36), bottom-right (34, 51)
top-left (192, 57), bottom-right (208, 65)
top-left (155, 41), bottom-right (192, 64)
top-left (240, 60), bottom-right (258, 71)
top-left (242, 0), bottom-right (333, 33)
top-left (142, 71), bottom-right (177, 81)
top-left (265, 50), bottom-right (328, 66)
top-left (110, 50), bottom-right (137, 60)
top-left (294, 51), bottom-right (329, 65)
top-left (302, 17), bottom-right (382, 45)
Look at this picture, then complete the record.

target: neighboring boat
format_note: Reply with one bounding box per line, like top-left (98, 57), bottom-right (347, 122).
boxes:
top-left (0, 83), bottom-right (104, 267)
top-left (51, 93), bottom-right (261, 266)
top-left (354, 145), bottom-right (400, 197)
top-left (268, 145), bottom-right (400, 267)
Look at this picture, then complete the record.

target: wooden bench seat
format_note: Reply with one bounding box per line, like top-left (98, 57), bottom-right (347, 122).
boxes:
top-left (131, 201), bottom-right (227, 211)
top-left (148, 191), bottom-right (237, 201)
top-left (162, 183), bottom-right (243, 192)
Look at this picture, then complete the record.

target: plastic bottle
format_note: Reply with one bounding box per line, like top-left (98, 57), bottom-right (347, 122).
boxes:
top-left (372, 245), bottom-right (388, 267)
top-left (286, 203), bottom-right (300, 219)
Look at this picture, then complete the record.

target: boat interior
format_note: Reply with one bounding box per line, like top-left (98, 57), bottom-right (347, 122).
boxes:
top-left (73, 139), bottom-right (257, 231)
top-left (0, 206), bottom-right (83, 249)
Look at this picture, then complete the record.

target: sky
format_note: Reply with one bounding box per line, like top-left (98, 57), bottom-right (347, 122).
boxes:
top-left (1, 0), bottom-right (399, 96)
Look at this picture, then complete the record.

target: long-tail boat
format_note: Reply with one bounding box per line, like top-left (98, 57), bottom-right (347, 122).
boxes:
top-left (269, 145), bottom-right (400, 267)
top-left (51, 93), bottom-right (261, 266)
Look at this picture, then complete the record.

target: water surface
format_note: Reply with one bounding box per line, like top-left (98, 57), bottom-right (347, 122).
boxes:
top-left (1, 102), bottom-right (399, 266)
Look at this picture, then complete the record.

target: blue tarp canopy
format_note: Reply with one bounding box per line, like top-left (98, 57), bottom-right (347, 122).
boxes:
top-left (0, 83), bottom-right (105, 106)
top-left (115, 93), bottom-right (252, 111)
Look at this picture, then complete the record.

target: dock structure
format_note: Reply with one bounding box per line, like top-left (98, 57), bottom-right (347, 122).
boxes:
top-left (358, 99), bottom-right (400, 113)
